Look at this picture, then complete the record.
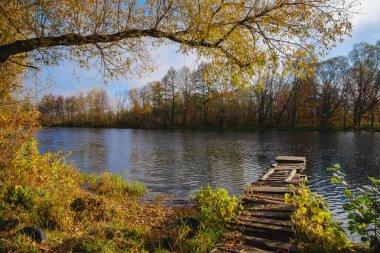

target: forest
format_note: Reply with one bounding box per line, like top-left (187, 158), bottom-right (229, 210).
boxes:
top-left (38, 40), bottom-right (380, 129)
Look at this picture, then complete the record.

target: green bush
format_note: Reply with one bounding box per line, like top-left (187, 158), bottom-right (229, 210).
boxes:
top-left (286, 184), bottom-right (351, 253)
top-left (328, 164), bottom-right (380, 252)
top-left (194, 185), bottom-right (240, 224)
top-left (5, 186), bottom-right (46, 210)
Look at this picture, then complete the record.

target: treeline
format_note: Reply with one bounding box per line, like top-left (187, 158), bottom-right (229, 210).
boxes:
top-left (38, 41), bottom-right (380, 129)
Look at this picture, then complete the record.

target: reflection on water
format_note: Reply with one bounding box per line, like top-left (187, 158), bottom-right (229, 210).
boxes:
top-left (38, 128), bottom-right (380, 239)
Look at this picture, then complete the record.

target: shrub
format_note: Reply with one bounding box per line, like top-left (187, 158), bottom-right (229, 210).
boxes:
top-left (194, 185), bottom-right (240, 224)
top-left (285, 184), bottom-right (351, 253)
top-left (5, 186), bottom-right (46, 210)
top-left (328, 164), bottom-right (380, 252)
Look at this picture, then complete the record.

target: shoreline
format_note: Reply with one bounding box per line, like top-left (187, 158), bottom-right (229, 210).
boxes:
top-left (40, 124), bottom-right (380, 133)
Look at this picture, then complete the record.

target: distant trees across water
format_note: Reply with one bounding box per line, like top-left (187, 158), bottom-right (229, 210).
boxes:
top-left (38, 41), bottom-right (380, 129)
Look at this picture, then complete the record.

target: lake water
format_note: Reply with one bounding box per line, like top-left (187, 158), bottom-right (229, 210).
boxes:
top-left (37, 128), bottom-right (380, 240)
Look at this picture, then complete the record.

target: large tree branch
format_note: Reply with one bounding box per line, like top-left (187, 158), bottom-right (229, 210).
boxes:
top-left (0, 28), bottom-right (247, 66)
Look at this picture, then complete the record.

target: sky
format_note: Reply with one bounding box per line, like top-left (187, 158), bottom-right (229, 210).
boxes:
top-left (30, 0), bottom-right (380, 97)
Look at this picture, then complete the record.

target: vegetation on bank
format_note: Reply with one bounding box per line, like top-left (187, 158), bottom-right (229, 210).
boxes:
top-left (328, 165), bottom-right (380, 251)
top-left (286, 185), bottom-right (351, 253)
top-left (285, 168), bottom-right (380, 253)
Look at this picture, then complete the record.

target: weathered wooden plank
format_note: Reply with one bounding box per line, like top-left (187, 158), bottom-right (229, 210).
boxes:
top-left (265, 177), bottom-right (287, 181)
top-left (241, 245), bottom-right (273, 253)
top-left (245, 194), bottom-right (286, 201)
top-left (266, 176), bottom-right (287, 179)
top-left (271, 170), bottom-right (289, 174)
top-left (242, 236), bottom-right (299, 252)
top-left (229, 223), bottom-right (293, 237)
top-left (213, 246), bottom-right (241, 253)
top-left (230, 220), bottom-right (293, 233)
top-left (268, 172), bottom-right (289, 176)
top-left (284, 169), bottom-right (297, 183)
top-left (260, 168), bottom-right (275, 181)
top-left (243, 203), bottom-right (295, 211)
top-left (265, 178), bottom-right (287, 182)
top-left (245, 186), bottom-right (293, 193)
top-left (254, 182), bottom-right (296, 188)
top-left (274, 166), bottom-right (305, 171)
top-left (263, 178), bottom-right (286, 182)
top-left (242, 196), bottom-right (285, 205)
top-left (240, 210), bottom-right (292, 219)
top-left (277, 163), bottom-right (306, 167)
top-left (275, 156), bottom-right (306, 163)
top-left (236, 215), bottom-right (294, 227)
top-left (269, 173), bottom-right (289, 176)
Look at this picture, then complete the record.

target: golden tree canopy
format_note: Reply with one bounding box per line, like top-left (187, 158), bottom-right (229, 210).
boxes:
top-left (0, 0), bottom-right (355, 81)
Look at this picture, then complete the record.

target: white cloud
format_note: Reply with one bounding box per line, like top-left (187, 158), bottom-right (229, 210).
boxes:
top-left (129, 43), bottom-right (198, 88)
top-left (351, 0), bottom-right (380, 27)
top-left (327, 0), bottom-right (380, 57)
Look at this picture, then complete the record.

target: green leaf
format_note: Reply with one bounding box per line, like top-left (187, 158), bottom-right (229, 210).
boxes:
top-left (368, 177), bottom-right (379, 184)
top-left (331, 177), bottom-right (341, 183)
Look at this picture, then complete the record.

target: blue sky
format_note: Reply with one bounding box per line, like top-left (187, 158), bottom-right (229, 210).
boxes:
top-left (30, 0), bottom-right (380, 97)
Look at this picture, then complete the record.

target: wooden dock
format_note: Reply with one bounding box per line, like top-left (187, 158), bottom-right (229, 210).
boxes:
top-left (213, 156), bottom-right (307, 253)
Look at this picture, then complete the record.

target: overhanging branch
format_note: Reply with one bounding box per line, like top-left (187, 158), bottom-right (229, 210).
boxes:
top-left (0, 28), bottom-right (247, 68)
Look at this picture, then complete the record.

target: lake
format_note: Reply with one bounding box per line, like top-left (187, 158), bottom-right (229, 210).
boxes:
top-left (37, 128), bottom-right (380, 240)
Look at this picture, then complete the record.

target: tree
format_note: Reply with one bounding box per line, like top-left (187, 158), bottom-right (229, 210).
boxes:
top-left (349, 42), bottom-right (380, 128)
top-left (64, 95), bottom-right (78, 124)
top-left (313, 57), bottom-right (349, 127)
top-left (254, 70), bottom-right (286, 127)
top-left (162, 67), bottom-right (178, 126)
top-left (114, 90), bottom-right (130, 123)
top-left (86, 88), bottom-right (110, 124)
top-left (193, 63), bottom-right (213, 127)
top-left (38, 94), bottom-right (56, 124)
top-left (1, 0), bottom-right (354, 85)
top-left (178, 66), bottom-right (195, 126)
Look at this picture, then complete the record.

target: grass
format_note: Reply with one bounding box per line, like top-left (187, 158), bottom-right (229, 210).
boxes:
top-left (84, 172), bottom-right (147, 197)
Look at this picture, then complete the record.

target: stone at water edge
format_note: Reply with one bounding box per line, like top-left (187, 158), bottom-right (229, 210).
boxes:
top-left (19, 226), bottom-right (46, 243)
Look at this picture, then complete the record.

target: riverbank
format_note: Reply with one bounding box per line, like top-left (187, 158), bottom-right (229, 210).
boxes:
top-left (40, 123), bottom-right (380, 133)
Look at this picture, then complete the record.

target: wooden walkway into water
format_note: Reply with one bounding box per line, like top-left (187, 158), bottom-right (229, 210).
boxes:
top-left (213, 156), bottom-right (307, 253)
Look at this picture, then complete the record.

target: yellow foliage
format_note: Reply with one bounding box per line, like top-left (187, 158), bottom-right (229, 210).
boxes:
top-left (1, 0), bottom-right (355, 82)
top-left (286, 184), bottom-right (352, 253)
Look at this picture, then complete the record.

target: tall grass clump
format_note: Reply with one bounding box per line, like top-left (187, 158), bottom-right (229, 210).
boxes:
top-left (85, 172), bottom-right (147, 197)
